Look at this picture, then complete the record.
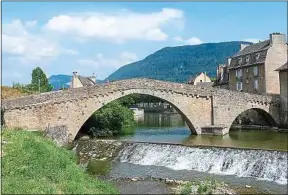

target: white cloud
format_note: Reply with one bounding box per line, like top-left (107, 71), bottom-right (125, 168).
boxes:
top-left (2, 19), bottom-right (78, 61)
top-left (44, 8), bottom-right (184, 42)
top-left (173, 35), bottom-right (203, 45)
top-left (186, 37), bottom-right (203, 45)
top-left (62, 48), bottom-right (79, 55)
top-left (173, 36), bottom-right (183, 42)
top-left (243, 38), bottom-right (262, 43)
top-left (25, 20), bottom-right (37, 28)
top-left (77, 52), bottom-right (138, 79)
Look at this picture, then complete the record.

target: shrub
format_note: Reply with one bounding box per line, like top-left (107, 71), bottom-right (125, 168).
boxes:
top-left (86, 101), bottom-right (135, 137)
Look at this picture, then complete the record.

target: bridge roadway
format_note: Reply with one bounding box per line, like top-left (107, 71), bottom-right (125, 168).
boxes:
top-left (2, 78), bottom-right (280, 145)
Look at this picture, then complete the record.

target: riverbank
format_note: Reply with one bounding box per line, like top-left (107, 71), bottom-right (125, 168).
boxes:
top-left (1, 129), bottom-right (118, 194)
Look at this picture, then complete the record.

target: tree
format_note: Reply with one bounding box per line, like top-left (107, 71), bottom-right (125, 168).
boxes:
top-left (31, 67), bottom-right (52, 92)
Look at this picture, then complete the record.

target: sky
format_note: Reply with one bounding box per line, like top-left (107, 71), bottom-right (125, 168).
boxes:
top-left (2, 2), bottom-right (287, 86)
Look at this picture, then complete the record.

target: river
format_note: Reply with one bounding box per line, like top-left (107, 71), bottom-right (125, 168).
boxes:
top-left (115, 112), bottom-right (288, 151)
top-left (77, 112), bottom-right (288, 194)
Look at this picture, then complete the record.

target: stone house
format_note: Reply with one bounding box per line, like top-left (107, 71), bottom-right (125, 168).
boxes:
top-left (214, 62), bottom-right (230, 89)
top-left (276, 62), bottom-right (288, 127)
top-left (228, 33), bottom-right (287, 95)
top-left (187, 72), bottom-right (212, 85)
top-left (70, 72), bottom-right (98, 88)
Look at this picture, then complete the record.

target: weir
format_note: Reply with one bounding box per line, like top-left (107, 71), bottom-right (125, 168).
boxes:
top-left (117, 142), bottom-right (287, 185)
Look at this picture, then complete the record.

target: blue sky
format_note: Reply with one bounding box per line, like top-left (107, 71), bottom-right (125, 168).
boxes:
top-left (2, 2), bottom-right (287, 86)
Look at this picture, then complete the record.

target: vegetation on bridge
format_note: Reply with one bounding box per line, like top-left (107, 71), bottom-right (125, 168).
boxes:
top-left (1, 129), bottom-right (118, 194)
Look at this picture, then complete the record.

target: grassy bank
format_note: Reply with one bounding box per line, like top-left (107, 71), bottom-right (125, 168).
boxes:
top-left (1, 129), bottom-right (119, 194)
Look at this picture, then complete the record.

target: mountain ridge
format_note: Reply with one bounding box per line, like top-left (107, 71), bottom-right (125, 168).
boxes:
top-left (105, 41), bottom-right (250, 83)
top-left (49, 41), bottom-right (250, 89)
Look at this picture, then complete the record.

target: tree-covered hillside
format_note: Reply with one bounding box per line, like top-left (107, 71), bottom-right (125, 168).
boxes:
top-left (106, 41), bottom-right (250, 83)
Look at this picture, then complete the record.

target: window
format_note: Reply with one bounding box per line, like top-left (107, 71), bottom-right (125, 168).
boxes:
top-left (238, 58), bottom-right (243, 64)
top-left (246, 78), bottom-right (249, 84)
top-left (200, 80), bottom-right (203, 83)
top-left (236, 82), bottom-right (243, 91)
top-left (254, 79), bottom-right (258, 89)
top-left (236, 69), bottom-right (242, 78)
top-left (246, 56), bottom-right (250, 63)
top-left (256, 53), bottom-right (260, 60)
top-left (246, 68), bottom-right (249, 73)
top-left (253, 66), bottom-right (258, 76)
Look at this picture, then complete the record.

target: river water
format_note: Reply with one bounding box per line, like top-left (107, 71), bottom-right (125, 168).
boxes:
top-left (115, 113), bottom-right (288, 151)
top-left (83, 112), bottom-right (288, 194)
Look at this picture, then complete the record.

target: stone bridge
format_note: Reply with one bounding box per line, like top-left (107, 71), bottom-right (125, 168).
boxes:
top-left (2, 78), bottom-right (281, 144)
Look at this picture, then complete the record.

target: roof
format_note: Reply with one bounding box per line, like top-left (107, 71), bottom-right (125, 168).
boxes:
top-left (78, 76), bottom-right (96, 86)
top-left (233, 40), bottom-right (271, 57)
top-left (275, 63), bottom-right (288, 71)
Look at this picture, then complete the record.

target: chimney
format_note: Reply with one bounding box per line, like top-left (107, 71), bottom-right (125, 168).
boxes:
top-left (240, 44), bottom-right (250, 51)
top-left (89, 73), bottom-right (96, 83)
top-left (71, 71), bottom-right (78, 88)
top-left (270, 32), bottom-right (286, 45)
top-left (204, 71), bottom-right (207, 82)
top-left (227, 57), bottom-right (231, 66)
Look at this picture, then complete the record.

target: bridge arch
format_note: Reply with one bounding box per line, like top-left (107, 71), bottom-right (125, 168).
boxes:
top-left (68, 88), bottom-right (202, 140)
top-left (227, 107), bottom-right (278, 131)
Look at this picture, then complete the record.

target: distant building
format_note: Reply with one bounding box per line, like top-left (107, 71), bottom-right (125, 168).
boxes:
top-left (228, 33), bottom-right (287, 94)
top-left (187, 72), bottom-right (212, 85)
top-left (276, 62), bottom-right (288, 127)
top-left (214, 61), bottom-right (230, 89)
top-left (70, 72), bottom-right (98, 88)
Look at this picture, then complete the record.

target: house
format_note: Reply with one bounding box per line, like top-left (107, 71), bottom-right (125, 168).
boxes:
top-left (214, 62), bottom-right (230, 89)
top-left (228, 33), bottom-right (287, 94)
top-left (276, 62), bottom-right (288, 127)
top-left (70, 72), bottom-right (98, 88)
top-left (187, 72), bottom-right (212, 86)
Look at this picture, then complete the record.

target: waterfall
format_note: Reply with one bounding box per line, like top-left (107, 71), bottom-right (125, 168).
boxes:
top-left (118, 143), bottom-right (287, 185)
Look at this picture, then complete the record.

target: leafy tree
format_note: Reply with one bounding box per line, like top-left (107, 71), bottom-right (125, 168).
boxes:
top-left (84, 101), bottom-right (135, 137)
top-left (31, 67), bottom-right (53, 92)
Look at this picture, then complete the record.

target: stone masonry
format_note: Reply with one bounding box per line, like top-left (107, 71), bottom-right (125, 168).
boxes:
top-left (2, 78), bottom-right (281, 144)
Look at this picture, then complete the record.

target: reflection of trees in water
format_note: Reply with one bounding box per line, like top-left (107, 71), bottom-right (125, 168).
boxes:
top-left (228, 130), bottom-right (275, 142)
top-left (136, 113), bottom-right (186, 128)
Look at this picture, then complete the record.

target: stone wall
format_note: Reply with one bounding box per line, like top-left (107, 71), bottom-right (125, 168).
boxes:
top-left (279, 70), bottom-right (288, 127)
top-left (265, 38), bottom-right (287, 94)
top-left (2, 78), bottom-right (281, 144)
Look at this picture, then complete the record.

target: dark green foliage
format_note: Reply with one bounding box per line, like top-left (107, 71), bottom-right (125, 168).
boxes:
top-left (106, 41), bottom-right (250, 82)
top-left (85, 101), bottom-right (135, 137)
top-left (1, 108), bottom-right (5, 127)
top-left (31, 67), bottom-right (53, 92)
top-left (117, 94), bottom-right (163, 107)
top-left (2, 130), bottom-right (118, 194)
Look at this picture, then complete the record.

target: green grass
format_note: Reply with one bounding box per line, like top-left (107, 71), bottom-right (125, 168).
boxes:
top-left (2, 129), bottom-right (119, 194)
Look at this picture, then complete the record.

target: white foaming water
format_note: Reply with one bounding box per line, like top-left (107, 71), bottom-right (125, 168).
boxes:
top-left (118, 143), bottom-right (288, 185)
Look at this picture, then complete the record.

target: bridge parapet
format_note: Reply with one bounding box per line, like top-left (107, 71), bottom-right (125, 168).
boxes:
top-left (2, 78), bottom-right (280, 110)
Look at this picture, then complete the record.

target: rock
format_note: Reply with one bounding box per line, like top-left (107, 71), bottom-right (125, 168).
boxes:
top-left (79, 135), bottom-right (90, 140)
top-left (131, 177), bottom-right (140, 182)
top-left (164, 178), bottom-right (174, 184)
top-left (245, 185), bottom-right (251, 188)
top-left (174, 180), bottom-right (188, 185)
